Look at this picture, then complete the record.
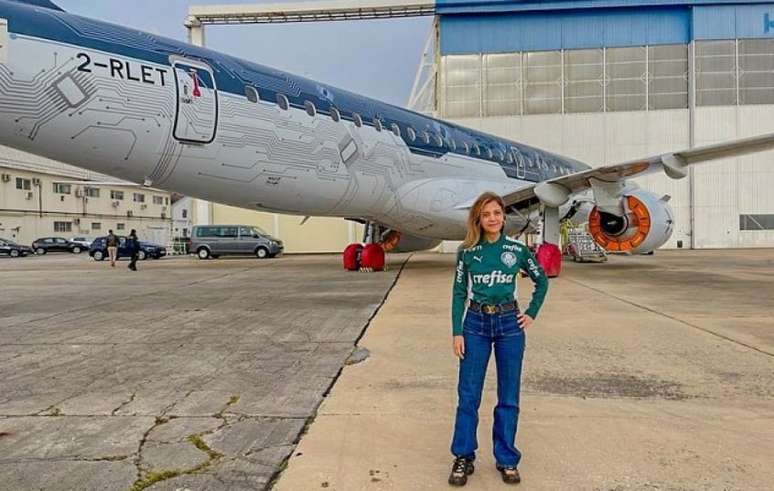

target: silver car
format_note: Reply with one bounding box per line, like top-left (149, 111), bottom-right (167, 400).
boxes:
top-left (191, 225), bottom-right (283, 260)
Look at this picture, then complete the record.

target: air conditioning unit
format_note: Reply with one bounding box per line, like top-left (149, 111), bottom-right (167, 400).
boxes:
top-left (112, 201), bottom-right (120, 208)
top-left (73, 218), bottom-right (80, 225)
top-left (0, 173), bottom-right (10, 183)
top-left (31, 178), bottom-right (41, 186)
top-left (25, 191), bottom-right (33, 200)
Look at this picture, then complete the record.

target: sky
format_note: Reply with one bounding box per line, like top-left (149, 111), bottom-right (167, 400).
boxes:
top-left (55, 0), bottom-right (433, 107)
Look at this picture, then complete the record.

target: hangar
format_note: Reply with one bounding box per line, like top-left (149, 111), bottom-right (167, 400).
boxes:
top-left (416, 0), bottom-right (774, 249)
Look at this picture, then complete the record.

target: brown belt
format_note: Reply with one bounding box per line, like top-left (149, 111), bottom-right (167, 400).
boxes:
top-left (468, 300), bottom-right (518, 314)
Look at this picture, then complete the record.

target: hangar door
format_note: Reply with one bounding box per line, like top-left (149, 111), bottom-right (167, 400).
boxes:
top-left (173, 59), bottom-right (218, 144)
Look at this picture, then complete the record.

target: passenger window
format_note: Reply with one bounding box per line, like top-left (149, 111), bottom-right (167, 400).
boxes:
top-left (305, 100), bottom-right (316, 117)
top-left (276, 93), bottom-right (289, 111)
top-left (374, 118), bottom-right (382, 132)
top-left (407, 127), bottom-right (416, 142)
top-left (391, 123), bottom-right (401, 137)
top-left (449, 139), bottom-right (457, 151)
top-left (330, 107), bottom-right (341, 122)
top-left (472, 144), bottom-right (480, 156)
top-left (245, 86), bottom-right (258, 103)
top-left (239, 226), bottom-right (254, 237)
top-left (485, 147), bottom-right (493, 159)
top-left (463, 142), bottom-right (470, 154)
top-left (421, 132), bottom-right (430, 144)
top-left (505, 152), bottom-right (513, 164)
top-left (495, 149), bottom-right (504, 161)
top-left (354, 113), bottom-right (363, 127)
top-left (433, 133), bottom-right (443, 147)
top-left (221, 227), bottom-right (238, 238)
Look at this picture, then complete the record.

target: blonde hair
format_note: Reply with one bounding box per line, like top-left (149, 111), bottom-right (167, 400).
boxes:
top-left (461, 191), bottom-right (506, 250)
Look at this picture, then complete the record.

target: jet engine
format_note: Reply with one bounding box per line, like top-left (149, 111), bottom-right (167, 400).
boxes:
top-left (587, 189), bottom-right (674, 254)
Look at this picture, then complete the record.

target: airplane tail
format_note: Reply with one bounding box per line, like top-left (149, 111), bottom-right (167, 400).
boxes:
top-left (6, 0), bottom-right (64, 11)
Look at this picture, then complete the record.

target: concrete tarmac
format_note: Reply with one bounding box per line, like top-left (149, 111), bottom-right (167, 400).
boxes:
top-left (275, 250), bottom-right (774, 491)
top-left (0, 253), bottom-right (406, 490)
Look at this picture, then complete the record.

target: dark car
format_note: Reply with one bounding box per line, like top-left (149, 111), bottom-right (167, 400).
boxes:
top-left (31, 236), bottom-right (83, 255)
top-left (89, 236), bottom-right (167, 261)
top-left (0, 238), bottom-right (34, 258)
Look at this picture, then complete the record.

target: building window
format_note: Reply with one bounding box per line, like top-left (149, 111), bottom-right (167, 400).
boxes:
top-left (153, 196), bottom-right (164, 205)
top-left (84, 186), bottom-right (100, 198)
top-left (441, 54), bottom-right (482, 118)
top-left (117, 223), bottom-right (125, 230)
top-left (330, 107), bottom-right (341, 122)
top-left (182, 209), bottom-right (188, 219)
top-left (740, 214), bottom-right (774, 230)
top-left (53, 183), bottom-right (71, 194)
top-left (92, 222), bottom-right (101, 231)
top-left (564, 48), bottom-right (604, 113)
top-left (16, 178), bottom-right (31, 190)
top-left (739, 39), bottom-right (774, 105)
top-left (165, 197), bottom-right (169, 205)
top-left (245, 85), bottom-right (258, 103)
top-left (606, 46), bottom-right (647, 111)
top-left (304, 100), bottom-right (316, 117)
top-left (111, 190), bottom-right (124, 200)
top-left (696, 40), bottom-right (737, 106)
top-left (525, 50), bottom-right (562, 114)
top-left (484, 53), bottom-right (521, 116)
top-left (54, 221), bottom-right (72, 233)
top-left (133, 193), bottom-right (145, 203)
top-left (648, 44), bottom-right (688, 110)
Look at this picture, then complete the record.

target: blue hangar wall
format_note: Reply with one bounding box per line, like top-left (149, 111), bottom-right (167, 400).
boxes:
top-left (436, 0), bottom-right (774, 54)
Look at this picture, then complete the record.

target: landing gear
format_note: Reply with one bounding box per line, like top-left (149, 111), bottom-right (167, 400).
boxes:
top-left (342, 222), bottom-right (387, 272)
top-left (536, 206), bottom-right (562, 278)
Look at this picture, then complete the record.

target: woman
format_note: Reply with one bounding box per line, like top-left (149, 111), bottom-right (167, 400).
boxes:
top-left (448, 191), bottom-right (548, 486)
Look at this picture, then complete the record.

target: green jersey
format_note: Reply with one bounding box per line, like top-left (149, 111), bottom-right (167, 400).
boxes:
top-left (452, 234), bottom-right (549, 336)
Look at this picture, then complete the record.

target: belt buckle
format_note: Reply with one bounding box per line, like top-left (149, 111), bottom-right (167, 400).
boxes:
top-left (483, 305), bottom-right (496, 314)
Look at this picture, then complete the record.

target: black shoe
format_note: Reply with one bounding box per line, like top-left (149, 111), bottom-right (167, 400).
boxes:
top-left (448, 456), bottom-right (474, 487)
top-left (497, 465), bottom-right (521, 484)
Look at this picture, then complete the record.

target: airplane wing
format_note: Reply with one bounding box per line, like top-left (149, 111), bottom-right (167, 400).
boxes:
top-left (501, 131), bottom-right (774, 209)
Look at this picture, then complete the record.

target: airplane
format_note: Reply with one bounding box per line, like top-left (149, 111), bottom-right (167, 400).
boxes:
top-left (2, 0), bottom-right (774, 275)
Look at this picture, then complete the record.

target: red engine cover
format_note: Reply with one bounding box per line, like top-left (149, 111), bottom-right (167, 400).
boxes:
top-left (360, 244), bottom-right (385, 271)
top-left (343, 243), bottom-right (363, 271)
top-left (536, 242), bottom-right (562, 278)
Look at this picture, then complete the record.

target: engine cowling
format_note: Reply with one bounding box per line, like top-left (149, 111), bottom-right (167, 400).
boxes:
top-left (587, 189), bottom-right (674, 254)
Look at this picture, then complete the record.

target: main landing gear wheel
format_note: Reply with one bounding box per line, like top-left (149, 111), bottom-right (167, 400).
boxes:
top-left (342, 243), bottom-right (385, 271)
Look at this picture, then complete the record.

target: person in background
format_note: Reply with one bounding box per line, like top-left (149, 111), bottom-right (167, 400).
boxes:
top-left (106, 230), bottom-right (119, 267)
top-left (127, 229), bottom-right (140, 271)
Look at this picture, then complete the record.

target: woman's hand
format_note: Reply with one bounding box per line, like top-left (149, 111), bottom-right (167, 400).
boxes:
top-left (453, 335), bottom-right (465, 359)
top-left (517, 313), bottom-right (534, 329)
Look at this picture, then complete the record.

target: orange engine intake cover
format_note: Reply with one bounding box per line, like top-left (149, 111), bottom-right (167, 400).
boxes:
top-left (587, 195), bottom-right (652, 252)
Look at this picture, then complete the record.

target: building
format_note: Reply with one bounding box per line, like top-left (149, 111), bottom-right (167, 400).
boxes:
top-left (0, 145), bottom-right (172, 246)
top-left (409, 0), bottom-right (774, 249)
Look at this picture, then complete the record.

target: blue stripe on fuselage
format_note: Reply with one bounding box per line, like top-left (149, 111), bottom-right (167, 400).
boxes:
top-left (0, 0), bottom-right (589, 181)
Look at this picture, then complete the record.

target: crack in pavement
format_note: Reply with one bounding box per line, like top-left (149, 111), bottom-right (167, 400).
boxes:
top-left (111, 393), bottom-right (136, 416)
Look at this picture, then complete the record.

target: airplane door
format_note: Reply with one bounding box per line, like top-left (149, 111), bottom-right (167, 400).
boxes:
top-left (172, 59), bottom-right (218, 144)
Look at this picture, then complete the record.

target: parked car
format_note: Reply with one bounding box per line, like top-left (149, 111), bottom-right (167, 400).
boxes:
top-left (0, 238), bottom-right (34, 258)
top-left (70, 236), bottom-right (93, 249)
top-left (191, 225), bottom-right (283, 259)
top-left (89, 236), bottom-right (167, 261)
top-left (31, 237), bottom-right (83, 255)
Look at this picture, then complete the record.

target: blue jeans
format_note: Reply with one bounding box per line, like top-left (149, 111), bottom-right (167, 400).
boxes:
top-left (451, 309), bottom-right (525, 468)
